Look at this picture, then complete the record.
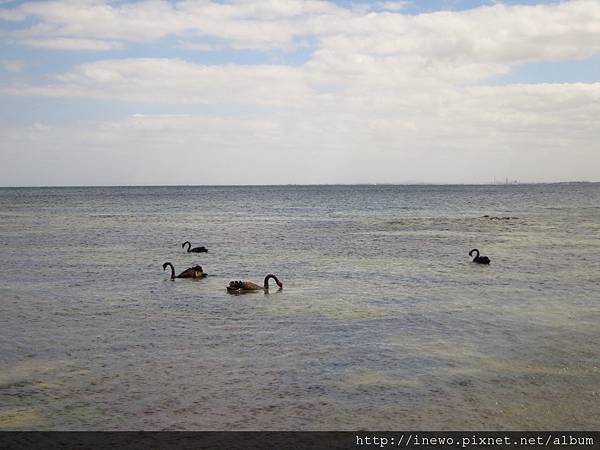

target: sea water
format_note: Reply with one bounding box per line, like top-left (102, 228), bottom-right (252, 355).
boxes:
top-left (1, 184), bottom-right (599, 429)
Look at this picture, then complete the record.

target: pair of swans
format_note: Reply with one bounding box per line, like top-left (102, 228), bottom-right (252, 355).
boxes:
top-left (162, 262), bottom-right (282, 292)
top-left (161, 241), bottom-right (208, 278)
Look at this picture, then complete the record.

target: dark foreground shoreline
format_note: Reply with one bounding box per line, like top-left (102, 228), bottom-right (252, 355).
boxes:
top-left (2, 431), bottom-right (599, 450)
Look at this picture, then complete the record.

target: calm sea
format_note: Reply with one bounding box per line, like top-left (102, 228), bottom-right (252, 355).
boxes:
top-left (1, 184), bottom-right (599, 430)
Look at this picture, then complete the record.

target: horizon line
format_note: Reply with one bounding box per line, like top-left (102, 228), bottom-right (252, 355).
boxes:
top-left (0, 181), bottom-right (597, 188)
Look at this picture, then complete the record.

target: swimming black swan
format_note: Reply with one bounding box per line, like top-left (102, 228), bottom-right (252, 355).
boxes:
top-left (182, 241), bottom-right (208, 253)
top-left (163, 262), bottom-right (206, 279)
top-left (469, 249), bottom-right (490, 265)
top-left (226, 274), bottom-right (283, 292)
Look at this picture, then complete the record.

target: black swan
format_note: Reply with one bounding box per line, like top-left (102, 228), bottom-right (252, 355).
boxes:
top-left (469, 249), bottom-right (490, 265)
top-left (226, 274), bottom-right (283, 292)
top-left (163, 262), bottom-right (206, 279)
top-left (182, 241), bottom-right (208, 253)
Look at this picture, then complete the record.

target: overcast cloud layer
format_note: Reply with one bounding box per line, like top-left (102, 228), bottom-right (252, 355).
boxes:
top-left (1, 0), bottom-right (599, 185)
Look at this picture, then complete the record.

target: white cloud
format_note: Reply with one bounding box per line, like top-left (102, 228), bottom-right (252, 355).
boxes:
top-left (2, 58), bottom-right (316, 106)
top-left (1, 0), bottom-right (598, 60)
top-left (2, 91), bottom-right (599, 186)
top-left (2, 0), bottom-right (600, 184)
top-left (22, 37), bottom-right (124, 50)
top-left (1, 0), bottom-right (342, 50)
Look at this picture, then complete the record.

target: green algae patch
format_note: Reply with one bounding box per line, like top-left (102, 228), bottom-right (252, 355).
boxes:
top-left (0, 360), bottom-right (72, 388)
top-left (0, 409), bottom-right (45, 429)
top-left (477, 358), bottom-right (598, 377)
top-left (338, 368), bottom-right (422, 391)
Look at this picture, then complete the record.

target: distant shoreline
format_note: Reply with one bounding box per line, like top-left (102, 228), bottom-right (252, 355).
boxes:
top-left (0, 181), bottom-right (597, 189)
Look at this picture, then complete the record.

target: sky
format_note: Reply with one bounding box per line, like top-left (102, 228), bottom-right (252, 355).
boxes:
top-left (0, 0), bottom-right (599, 186)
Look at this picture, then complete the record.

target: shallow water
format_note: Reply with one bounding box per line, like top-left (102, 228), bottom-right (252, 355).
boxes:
top-left (1, 184), bottom-right (599, 430)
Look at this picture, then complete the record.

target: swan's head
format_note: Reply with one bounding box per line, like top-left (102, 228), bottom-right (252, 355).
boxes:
top-left (162, 262), bottom-right (170, 271)
top-left (265, 274), bottom-right (283, 289)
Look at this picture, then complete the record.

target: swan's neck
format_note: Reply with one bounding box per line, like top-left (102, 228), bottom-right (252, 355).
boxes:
top-left (264, 275), bottom-right (281, 289)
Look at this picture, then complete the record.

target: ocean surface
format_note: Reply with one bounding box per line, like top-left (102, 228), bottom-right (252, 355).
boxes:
top-left (1, 184), bottom-right (599, 430)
